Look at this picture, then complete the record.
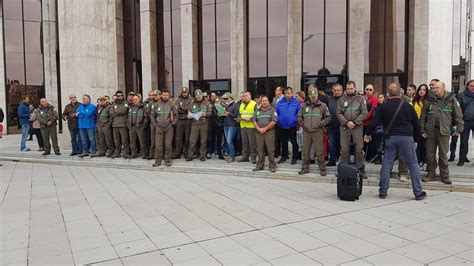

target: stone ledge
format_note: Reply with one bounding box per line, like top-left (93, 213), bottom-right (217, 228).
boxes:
top-left (1, 154), bottom-right (472, 193)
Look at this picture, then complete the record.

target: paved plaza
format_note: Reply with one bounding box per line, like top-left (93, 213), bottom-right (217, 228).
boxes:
top-left (0, 160), bottom-right (473, 265)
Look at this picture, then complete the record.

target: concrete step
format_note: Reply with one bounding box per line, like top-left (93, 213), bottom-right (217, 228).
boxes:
top-left (0, 151), bottom-right (472, 193)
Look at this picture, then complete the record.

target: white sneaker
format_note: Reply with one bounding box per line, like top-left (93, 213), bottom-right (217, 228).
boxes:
top-left (399, 174), bottom-right (408, 182)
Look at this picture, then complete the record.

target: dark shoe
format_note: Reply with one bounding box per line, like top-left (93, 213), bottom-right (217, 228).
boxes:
top-left (251, 158), bottom-right (257, 164)
top-left (172, 154), bottom-right (181, 159)
top-left (277, 159), bottom-right (286, 164)
top-left (145, 154), bottom-right (154, 160)
top-left (106, 153), bottom-right (112, 158)
top-left (38, 148), bottom-right (45, 152)
top-left (326, 161), bottom-right (336, 167)
top-left (465, 158), bottom-right (471, 163)
top-left (320, 170), bottom-right (327, 176)
top-left (95, 153), bottom-right (106, 157)
top-left (237, 157), bottom-right (249, 162)
top-left (310, 159), bottom-right (316, 164)
top-left (441, 177), bottom-right (452, 185)
top-left (70, 152), bottom-right (78, 156)
top-left (448, 156), bottom-right (455, 162)
top-left (269, 167), bottom-right (276, 173)
top-left (218, 154), bottom-right (225, 160)
top-left (131, 154), bottom-right (139, 159)
top-left (457, 160), bottom-right (464, 166)
top-left (379, 194), bottom-right (387, 199)
top-left (123, 154), bottom-right (131, 159)
top-left (42, 151), bottom-right (50, 156)
top-left (165, 161), bottom-right (172, 166)
top-left (111, 154), bottom-right (120, 159)
top-left (415, 191), bottom-right (427, 201)
top-left (206, 153), bottom-right (212, 159)
top-left (90, 153), bottom-right (98, 157)
top-left (152, 161), bottom-right (161, 167)
top-left (422, 176), bottom-right (433, 182)
top-left (291, 159), bottom-right (297, 165)
top-left (252, 167), bottom-right (263, 171)
top-left (186, 157), bottom-right (193, 162)
top-left (78, 152), bottom-right (89, 158)
top-left (55, 151), bottom-right (61, 156)
top-left (200, 157), bottom-right (206, 161)
top-left (298, 168), bottom-right (309, 175)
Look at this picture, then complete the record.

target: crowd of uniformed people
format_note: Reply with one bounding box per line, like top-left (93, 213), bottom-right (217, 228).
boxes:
top-left (17, 78), bottom-right (473, 185)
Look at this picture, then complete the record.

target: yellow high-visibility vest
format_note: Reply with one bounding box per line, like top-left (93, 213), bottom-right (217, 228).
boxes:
top-left (239, 100), bottom-right (256, 128)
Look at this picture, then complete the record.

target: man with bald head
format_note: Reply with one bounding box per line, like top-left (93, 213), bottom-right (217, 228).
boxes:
top-left (365, 82), bottom-right (426, 200)
top-left (420, 81), bottom-right (464, 184)
top-left (62, 93), bottom-right (82, 156)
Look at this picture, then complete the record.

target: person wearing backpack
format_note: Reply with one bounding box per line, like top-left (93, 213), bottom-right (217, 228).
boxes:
top-left (420, 81), bottom-right (464, 184)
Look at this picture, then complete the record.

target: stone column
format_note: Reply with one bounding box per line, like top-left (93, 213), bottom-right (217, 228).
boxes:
top-left (231, 0), bottom-right (247, 97)
top-left (181, 0), bottom-right (199, 89)
top-left (0, 3), bottom-right (6, 131)
top-left (468, 1), bottom-right (474, 80)
top-left (347, 0), bottom-right (368, 90)
top-left (42, 0), bottom-right (59, 110)
top-left (57, 0), bottom-right (125, 106)
top-left (410, 0), bottom-right (454, 89)
top-left (287, 0), bottom-right (302, 91)
top-left (140, 0), bottom-right (158, 92)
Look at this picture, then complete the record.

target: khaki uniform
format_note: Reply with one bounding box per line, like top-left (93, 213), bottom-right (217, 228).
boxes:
top-left (174, 96), bottom-right (193, 157)
top-left (298, 101), bottom-right (331, 171)
top-left (127, 103), bottom-right (147, 157)
top-left (153, 100), bottom-right (175, 163)
top-left (253, 106), bottom-right (278, 170)
top-left (145, 100), bottom-right (159, 159)
top-left (187, 100), bottom-right (212, 160)
top-left (420, 92), bottom-right (464, 178)
top-left (35, 105), bottom-right (60, 154)
top-left (336, 94), bottom-right (368, 165)
top-left (96, 104), bottom-right (114, 156)
top-left (110, 100), bottom-right (130, 157)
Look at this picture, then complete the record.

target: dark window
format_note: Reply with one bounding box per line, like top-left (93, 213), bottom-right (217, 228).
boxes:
top-left (157, 0), bottom-right (182, 96)
top-left (247, 0), bottom-right (288, 97)
top-left (198, 0), bottom-right (231, 81)
top-left (302, 0), bottom-right (347, 76)
top-left (123, 0), bottom-right (142, 94)
top-left (3, 0), bottom-right (45, 133)
top-left (364, 0), bottom-right (407, 94)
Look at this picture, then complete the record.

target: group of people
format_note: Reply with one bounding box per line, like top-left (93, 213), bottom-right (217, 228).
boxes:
top-left (17, 78), bottom-right (473, 194)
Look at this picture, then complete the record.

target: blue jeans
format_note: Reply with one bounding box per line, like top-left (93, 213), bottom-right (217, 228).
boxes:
top-left (80, 128), bottom-right (96, 153)
top-left (224, 126), bottom-right (239, 158)
top-left (328, 126), bottom-right (340, 163)
top-left (69, 128), bottom-right (82, 154)
top-left (20, 124), bottom-right (30, 151)
top-left (380, 135), bottom-right (423, 197)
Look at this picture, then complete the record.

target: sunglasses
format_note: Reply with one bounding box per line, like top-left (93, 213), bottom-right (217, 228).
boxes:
top-left (117, 95), bottom-right (124, 97)
top-left (365, 88), bottom-right (373, 91)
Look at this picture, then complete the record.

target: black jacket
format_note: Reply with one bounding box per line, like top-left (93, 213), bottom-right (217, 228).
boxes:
top-left (223, 101), bottom-right (239, 127)
top-left (327, 95), bottom-right (341, 127)
top-left (367, 97), bottom-right (421, 142)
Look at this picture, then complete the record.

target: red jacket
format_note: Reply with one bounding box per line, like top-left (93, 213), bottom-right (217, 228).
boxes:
top-left (363, 94), bottom-right (378, 126)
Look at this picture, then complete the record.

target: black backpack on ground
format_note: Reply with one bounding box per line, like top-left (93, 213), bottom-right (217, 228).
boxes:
top-left (337, 143), bottom-right (364, 201)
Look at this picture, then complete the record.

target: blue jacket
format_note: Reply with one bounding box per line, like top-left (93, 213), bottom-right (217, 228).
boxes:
top-left (276, 96), bottom-right (301, 129)
top-left (77, 103), bottom-right (97, 129)
top-left (17, 102), bottom-right (31, 126)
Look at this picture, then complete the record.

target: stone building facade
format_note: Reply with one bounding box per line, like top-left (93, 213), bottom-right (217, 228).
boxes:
top-left (0, 0), bottom-right (471, 133)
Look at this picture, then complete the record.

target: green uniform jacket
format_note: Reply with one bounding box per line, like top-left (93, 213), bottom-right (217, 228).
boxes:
top-left (110, 100), bottom-right (129, 128)
top-left (176, 96), bottom-right (194, 120)
top-left (336, 94), bottom-right (368, 128)
top-left (35, 104), bottom-right (59, 129)
top-left (127, 103), bottom-right (147, 128)
top-left (298, 101), bottom-right (331, 132)
top-left (188, 100), bottom-right (212, 125)
top-left (420, 92), bottom-right (464, 137)
top-left (153, 100), bottom-right (175, 128)
top-left (96, 104), bottom-right (112, 127)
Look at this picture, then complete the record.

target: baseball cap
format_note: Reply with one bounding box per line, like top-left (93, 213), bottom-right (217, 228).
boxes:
top-left (181, 87), bottom-right (189, 93)
top-left (195, 89), bottom-right (203, 97)
top-left (222, 92), bottom-right (231, 99)
top-left (153, 89), bottom-right (161, 95)
top-left (308, 87), bottom-right (318, 97)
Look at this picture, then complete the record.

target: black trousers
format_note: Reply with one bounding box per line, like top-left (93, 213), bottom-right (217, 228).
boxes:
top-left (280, 126), bottom-right (298, 160)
